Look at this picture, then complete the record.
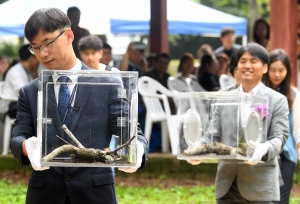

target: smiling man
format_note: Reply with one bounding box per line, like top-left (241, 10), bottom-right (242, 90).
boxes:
top-left (190, 43), bottom-right (289, 203)
top-left (10, 8), bottom-right (148, 204)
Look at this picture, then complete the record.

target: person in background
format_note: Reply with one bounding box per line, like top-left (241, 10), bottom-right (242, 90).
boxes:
top-left (0, 44), bottom-right (39, 118)
top-left (217, 53), bottom-right (236, 89)
top-left (144, 53), bottom-right (171, 88)
top-left (67, 6), bottom-right (90, 59)
top-left (146, 54), bottom-right (156, 69)
top-left (216, 53), bottom-right (230, 76)
top-left (195, 44), bottom-right (216, 78)
top-left (220, 56), bottom-right (240, 91)
top-left (144, 53), bottom-right (175, 152)
top-left (176, 53), bottom-right (204, 91)
top-left (78, 35), bottom-right (119, 177)
top-left (0, 55), bottom-right (10, 81)
top-left (100, 42), bottom-right (113, 66)
top-left (119, 42), bottom-right (146, 77)
top-left (252, 19), bottom-right (270, 51)
top-left (263, 49), bottom-right (300, 204)
top-left (198, 55), bottom-right (220, 91)
top-left (214, 27), bottom-right (241, 59)
top-left (78, 35), bottom-right (118, 71)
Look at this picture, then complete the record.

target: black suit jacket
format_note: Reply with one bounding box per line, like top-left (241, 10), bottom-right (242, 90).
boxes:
top-left (10, 63), bottom-right (148, 204)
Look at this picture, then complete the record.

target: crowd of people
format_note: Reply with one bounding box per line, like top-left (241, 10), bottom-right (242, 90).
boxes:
top-left (0, 5), bottom-right (298, 203)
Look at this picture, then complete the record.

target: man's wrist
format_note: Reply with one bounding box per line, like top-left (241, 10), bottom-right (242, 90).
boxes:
top-left (22, 140), bottom-right (28, 157)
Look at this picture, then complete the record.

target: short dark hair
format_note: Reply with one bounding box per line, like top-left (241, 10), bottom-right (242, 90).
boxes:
top-left (220, 27), bottom-right (235, 37)
top-left (155, 53), bottom-right (171, 62)
top-left (25, 8), bottom-right (71, 42)
top-left (253, 19), bottom-right (270, 42)
top-left (67, 7), bottom-right (81, 15)
top-left (236, 42), bottom-right (269, 65)
top-left (19, 44), bottom-right (33, 61)
top-left (103, 42), bottom-right (112, 50)
top-left (147, 54), bottom-right (156, 62)
top-left (78, 35), bottom-right (103, 51)
top-left (229, 55), bottom-right (237, 76)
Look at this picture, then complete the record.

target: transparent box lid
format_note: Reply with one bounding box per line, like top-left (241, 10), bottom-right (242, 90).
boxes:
top-left (177, 92), bottom-right (268, 162)
top-left (37, 70), bottom-right (138, 167)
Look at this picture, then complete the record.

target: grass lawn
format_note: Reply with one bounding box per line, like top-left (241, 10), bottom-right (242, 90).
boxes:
top-left (1, 179), bottom-right (300, 204)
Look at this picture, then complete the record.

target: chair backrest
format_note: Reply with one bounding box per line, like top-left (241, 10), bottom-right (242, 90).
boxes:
top-left (138, 76), bottom-right (175, 116)
top-left (219, 74), bottom-right (237, 90)
top-left (167, 77), bottom-right (189, 93)
top-left (187, 78), bottom-right (206, 92)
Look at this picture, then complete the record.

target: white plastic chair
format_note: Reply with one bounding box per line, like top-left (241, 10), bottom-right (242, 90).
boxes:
top-left (168, 76), bottom-right (206, 93)
top-left (186, 78), bottom-right (206, 92)
top-left (0, 82), bottom-right (18, 155)
top-left (138, 76), bottom-right (179, 155)
top-left (219, 74), bottom-right (237, 90)
top-left (167, 77), bottom-right (189, 93)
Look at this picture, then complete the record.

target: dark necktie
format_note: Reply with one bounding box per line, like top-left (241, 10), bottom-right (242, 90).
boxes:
top-left (57, 76), bottom-right (71, 126)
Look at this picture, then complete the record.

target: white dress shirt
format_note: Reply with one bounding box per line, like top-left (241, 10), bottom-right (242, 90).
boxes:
top-left (239, 82), bottom-right (262, 127)
top-left (52, 59), bottom-right (81, 105)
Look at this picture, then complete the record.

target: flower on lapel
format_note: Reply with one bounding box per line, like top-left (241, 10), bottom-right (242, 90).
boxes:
top-left (254, 104), bottom-right (269, 118)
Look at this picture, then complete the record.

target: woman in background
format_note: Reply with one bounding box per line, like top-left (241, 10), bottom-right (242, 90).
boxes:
top-left (263, 49), bottom-right (300, 204)
top-left (252, 19), bottom-right (270, 51)
top-left (176, 53), bottom-right (204, 91)
top-left (195, 44), bottom-right (217, 78)
top-left (0, 55), bottom-right (10, 81)
top-left (198, 55), bottom-right (220, 91)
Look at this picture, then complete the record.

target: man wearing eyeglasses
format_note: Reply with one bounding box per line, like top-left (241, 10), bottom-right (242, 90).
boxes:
top-left (10, 8), bottom-right (148, 204)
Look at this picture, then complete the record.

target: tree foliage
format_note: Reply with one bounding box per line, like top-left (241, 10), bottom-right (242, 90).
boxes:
top-left (194, 0), bottom-right (269, 20)
top-left (0, 0), bottom-right (8, 5)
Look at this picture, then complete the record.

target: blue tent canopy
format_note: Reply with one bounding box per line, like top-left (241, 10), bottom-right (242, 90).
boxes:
top-left (110, 0), bottom-right (247, 35)
top-left (0, 0), bottom-right (247, 36)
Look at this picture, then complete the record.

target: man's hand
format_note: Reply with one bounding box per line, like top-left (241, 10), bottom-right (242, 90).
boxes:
top-left (244, 140), bottom-right (268, 165)
top-left (118, 141), bottom-right (144, 173)
top-left (24, 137), bottom-right (50, 171)
top-left (187, 159), bottom-right (202, 165)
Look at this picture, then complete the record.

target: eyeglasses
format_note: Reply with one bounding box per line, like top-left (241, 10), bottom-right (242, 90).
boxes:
top-left (28, 30), bottom-right (66, 55)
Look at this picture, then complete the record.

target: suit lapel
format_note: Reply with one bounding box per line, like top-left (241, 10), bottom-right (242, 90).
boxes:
top-left (68, 64), bottom-right (94, 133)
top-left (45, 77), bottom-right (65, 138)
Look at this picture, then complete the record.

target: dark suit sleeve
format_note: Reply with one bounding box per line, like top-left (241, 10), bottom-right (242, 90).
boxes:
top-left (137, 123), bottom-right (149, 168)
top-left (10, 87), bottom-right (34, 166)
top-left (108, 78), bottom-right (148, 168)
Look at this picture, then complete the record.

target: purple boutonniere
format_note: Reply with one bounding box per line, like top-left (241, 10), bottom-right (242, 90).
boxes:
top-left (254, 104), bottom-right (269, 118)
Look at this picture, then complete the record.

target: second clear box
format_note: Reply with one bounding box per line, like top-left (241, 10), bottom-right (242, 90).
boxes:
top-left (177, 92), bottom-right (269, 162)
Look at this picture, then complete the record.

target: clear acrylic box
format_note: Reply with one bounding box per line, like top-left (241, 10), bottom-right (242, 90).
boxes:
top-left (37, 70), bottom-right (138, 167)
top-left (177, 92), bottom-right (269, 162)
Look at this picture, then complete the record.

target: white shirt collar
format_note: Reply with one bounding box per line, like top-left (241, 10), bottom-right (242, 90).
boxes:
top-left (52, 59), bottom-right (81, 83)
top-left (239, 82), bottom-right (262, 95)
